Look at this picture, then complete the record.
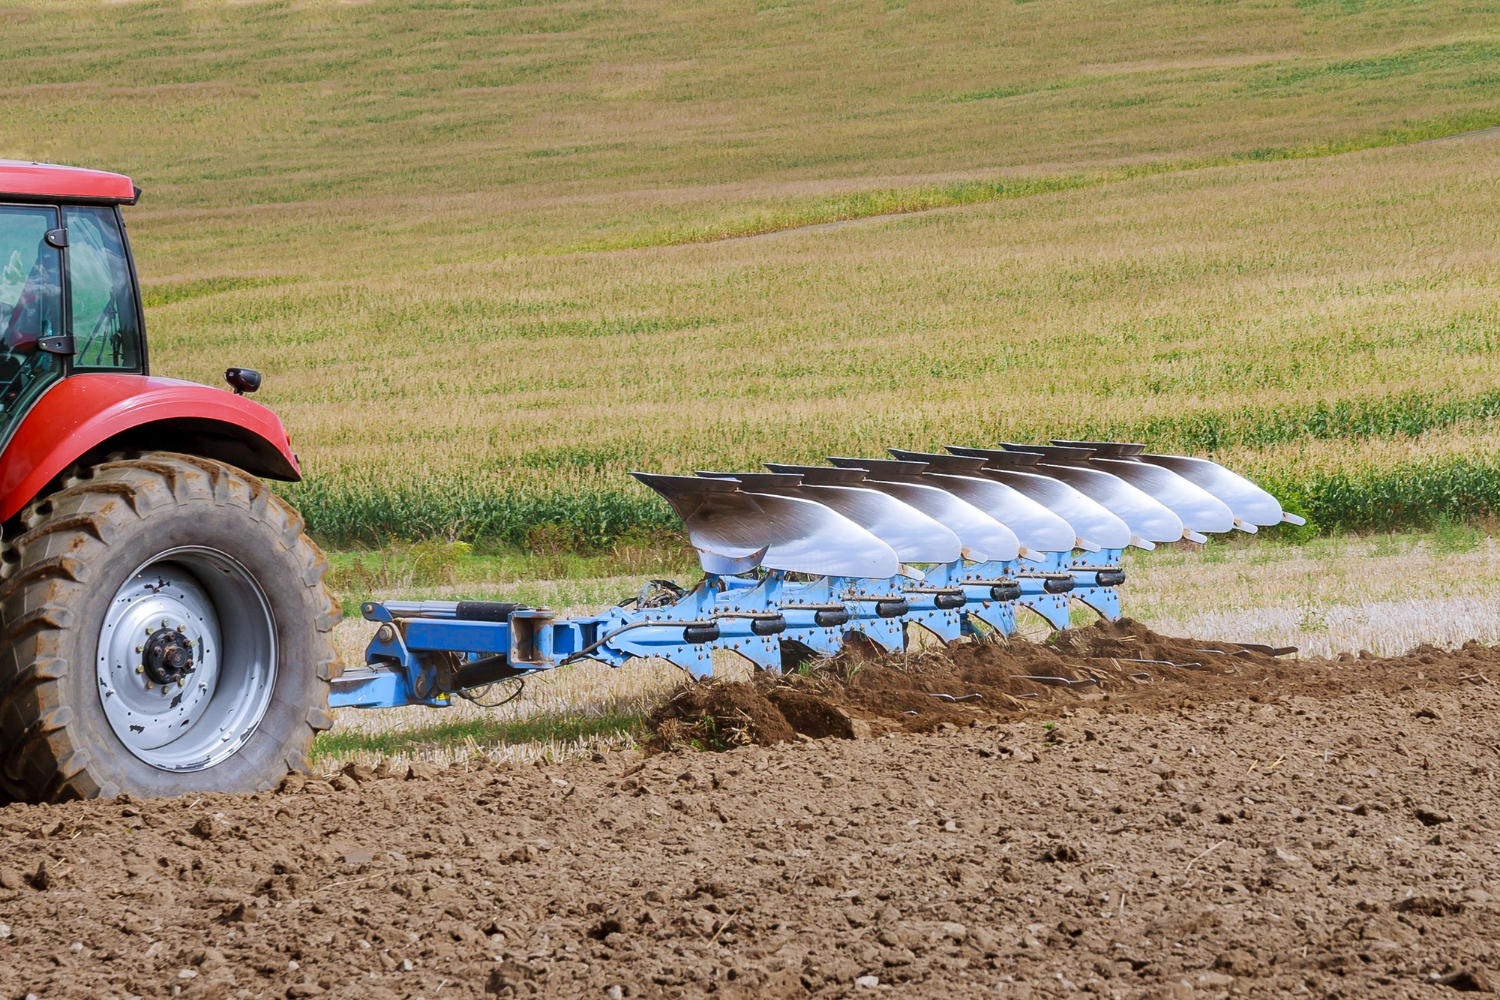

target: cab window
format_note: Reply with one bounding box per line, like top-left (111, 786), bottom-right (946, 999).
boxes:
top-left (0, 204), bottom-right (64, 431)
top-left (65, 205), bottom-right (141, 371)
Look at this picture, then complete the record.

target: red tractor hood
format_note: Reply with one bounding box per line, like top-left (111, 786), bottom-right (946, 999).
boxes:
top-left (0, 374), bottom-right (301, 523)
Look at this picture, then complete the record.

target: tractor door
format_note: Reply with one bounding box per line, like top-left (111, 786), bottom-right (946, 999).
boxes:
top-left (0, 204), bottom-right (65, 438)
top-left (63, 205), bottom-right (143, 373)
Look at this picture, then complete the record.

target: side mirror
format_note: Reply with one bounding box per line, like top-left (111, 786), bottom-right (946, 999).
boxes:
top-left (224, 367), bottom-right (262, 396)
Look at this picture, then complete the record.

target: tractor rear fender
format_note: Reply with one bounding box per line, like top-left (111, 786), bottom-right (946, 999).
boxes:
top-left (0, 373), bottom-right (301, 523)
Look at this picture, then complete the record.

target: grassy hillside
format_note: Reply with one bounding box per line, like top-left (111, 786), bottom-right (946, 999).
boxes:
top-left (2, 0), bottom-right (1498, 543)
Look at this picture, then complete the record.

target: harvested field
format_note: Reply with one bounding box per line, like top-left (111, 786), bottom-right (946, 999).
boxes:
top-left (4, 623), bottom-right (1500, 998)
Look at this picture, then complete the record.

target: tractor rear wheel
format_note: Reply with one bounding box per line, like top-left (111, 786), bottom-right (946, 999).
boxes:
top-left (0, 453), bottom-right (342, 802)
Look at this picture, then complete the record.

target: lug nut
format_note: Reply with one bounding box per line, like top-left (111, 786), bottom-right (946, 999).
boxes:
top-left (135, 665), bottom-right (144, 674)
top-left (144, 681), bottom-right (153, 690)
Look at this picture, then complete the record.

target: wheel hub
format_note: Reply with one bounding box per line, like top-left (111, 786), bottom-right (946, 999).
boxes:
top-left (142, 627), bottom-right (196, 686)
top-left (96, 547), bottom-right (277, 772)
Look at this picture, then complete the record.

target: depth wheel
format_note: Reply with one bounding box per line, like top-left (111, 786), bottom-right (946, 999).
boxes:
top-left (0, 453), bottom-right (342, 801)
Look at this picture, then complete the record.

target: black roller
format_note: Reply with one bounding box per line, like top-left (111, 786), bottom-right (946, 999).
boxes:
top-left (454, 654), bottom-right (529, 690)
top-left (1043, 577), bottom-right (1075, 595)
top-left (683, 623), bottom-right (721, 644)
top-left (454, 601), bottom-right (526, 623)
top-left (1095, 569), bottom-right (1126, 587)
top-left (751, 615), bottom-right (787, 636)
top-left (990, 580), bottom-right (1022, 602)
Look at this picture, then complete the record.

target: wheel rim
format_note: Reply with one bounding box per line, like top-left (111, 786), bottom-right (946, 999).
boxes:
top-left (96, 546), bottom-right (277, 772)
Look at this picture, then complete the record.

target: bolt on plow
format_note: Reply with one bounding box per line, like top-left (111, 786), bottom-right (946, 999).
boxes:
top-left (334, 442), bottom-right (1302, 711)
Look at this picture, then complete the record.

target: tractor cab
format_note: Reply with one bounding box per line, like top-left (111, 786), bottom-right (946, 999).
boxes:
top-left (0, 161), bottom-right (144, 442)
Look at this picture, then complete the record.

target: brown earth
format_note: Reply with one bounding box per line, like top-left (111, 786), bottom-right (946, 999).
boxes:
top-left (3, 620), bottom-right (1500, 999)
top-left (646, 619), bottom-right (1317, 747)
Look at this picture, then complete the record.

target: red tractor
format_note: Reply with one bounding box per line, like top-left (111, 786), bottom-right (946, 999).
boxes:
top-left (0, 161), bottom-right (340, 802)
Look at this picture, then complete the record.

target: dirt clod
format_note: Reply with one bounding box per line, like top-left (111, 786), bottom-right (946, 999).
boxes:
top-left (766, 687), bottom-right (857, 739)
top-left (1436, 968), bottom-right (1494, 992)
top-left (646, 679), bottom-right (794, 749)
top-left (191, 815), bottom-right (225, 839)
top-left (1214, 949), bottom-right (1265, 977)
top-left (1416, 806), bottom-right (1453, 826)
top-left (340, 761), bottom-right (375, 784)
top-left (1041, 842), bottom-right (1083, 863)
top-left (1395, 895), bottom-right (1465, 917)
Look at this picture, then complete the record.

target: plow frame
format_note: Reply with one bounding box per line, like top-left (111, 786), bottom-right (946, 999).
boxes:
top-left (332, 562), bottom-right (1117, 710)
top-left (332, 441), bottom-right (1299, 712)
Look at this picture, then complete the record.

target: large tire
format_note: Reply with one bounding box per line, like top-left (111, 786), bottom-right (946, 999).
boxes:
top-left (0, 453), bottom-right (342, 802)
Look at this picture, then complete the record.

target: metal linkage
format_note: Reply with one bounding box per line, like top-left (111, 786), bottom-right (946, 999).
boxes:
top-left (333, 442), bottom-right (1302, 711)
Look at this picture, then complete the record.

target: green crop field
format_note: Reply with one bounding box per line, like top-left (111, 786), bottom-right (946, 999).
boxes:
top-left (4, 0), bottom-right (1500, 549)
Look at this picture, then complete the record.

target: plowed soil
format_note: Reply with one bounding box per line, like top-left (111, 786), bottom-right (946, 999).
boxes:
top-left (4, 621), bottom-right (1500, 1000)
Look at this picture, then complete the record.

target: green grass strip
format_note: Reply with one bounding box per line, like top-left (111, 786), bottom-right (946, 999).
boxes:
top-left (311, 709), bottom-right (645, 761)
top-left (561, 108), bottom-right (1500, 252)
top-left (1260, 457), bottom-right (1500, 535)
top-left (1078, 388), bottom-right (1500, 454)
top-left (285, 453), bottom-right (1500, 547)
top-left (283, 387), bottom-right (1500, 546)
top-left (284, 475), bottom-right (677, 548)
top-left (140, 276), bottom-right (290, 309)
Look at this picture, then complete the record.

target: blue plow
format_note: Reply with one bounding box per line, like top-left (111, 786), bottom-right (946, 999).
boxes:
top-left (332, 442), bottom-right (1303, 710)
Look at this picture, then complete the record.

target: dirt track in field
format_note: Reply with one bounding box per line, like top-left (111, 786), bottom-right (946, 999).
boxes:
top-left (3, 622), bottom-right (1500, 1000)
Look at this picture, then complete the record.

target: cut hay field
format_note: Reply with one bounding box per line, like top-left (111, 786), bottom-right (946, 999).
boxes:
top-left (3, 0), bottom-right (1499, 544)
